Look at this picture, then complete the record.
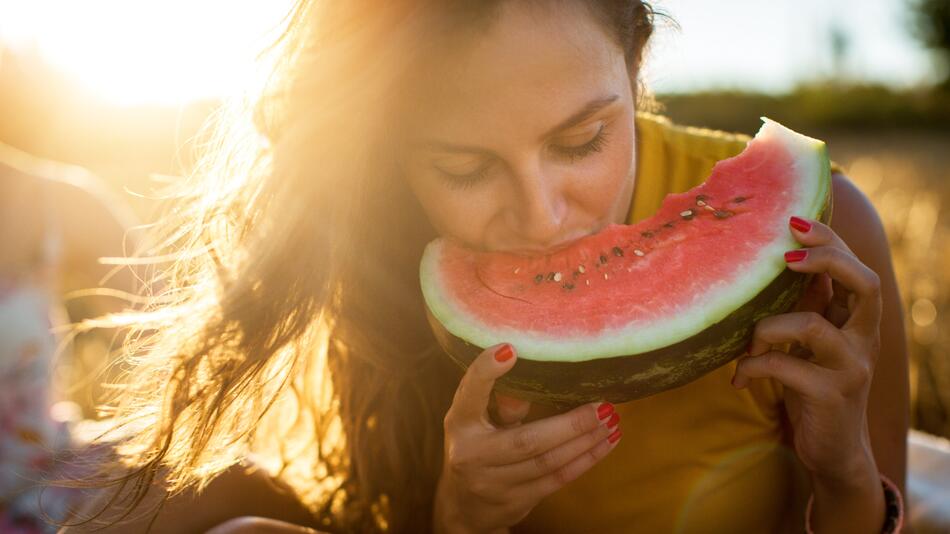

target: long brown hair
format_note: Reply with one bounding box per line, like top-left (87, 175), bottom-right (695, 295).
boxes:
top-left (77, 1), bottom-right (660, 531)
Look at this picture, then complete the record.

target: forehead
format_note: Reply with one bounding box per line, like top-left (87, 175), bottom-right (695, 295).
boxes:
top-left (408, 1), bottom-right (630, 145)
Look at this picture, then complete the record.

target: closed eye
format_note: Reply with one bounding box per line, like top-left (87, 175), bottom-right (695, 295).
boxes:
top-left (549, 123), bottom-right (609, 162)
top-left (437, 123), bottom-right (611, 190)
top-left (438, 163), bottom-right (492, 190)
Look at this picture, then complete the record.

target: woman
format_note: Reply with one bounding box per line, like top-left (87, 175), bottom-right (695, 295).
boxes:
top-left (66, 1), bottom-right (909, 532)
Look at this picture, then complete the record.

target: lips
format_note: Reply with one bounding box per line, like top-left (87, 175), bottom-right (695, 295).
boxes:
top-left (494, 224), bottom-right (606, 256)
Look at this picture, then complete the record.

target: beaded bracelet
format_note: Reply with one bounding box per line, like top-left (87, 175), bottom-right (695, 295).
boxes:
top-left (804, 473), bottom-right (904, 533)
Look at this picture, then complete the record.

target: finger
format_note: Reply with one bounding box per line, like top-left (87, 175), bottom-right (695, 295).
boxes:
top-left (747, 312), bottom-right (852, 369)
top-left (448, 344), bottom-right (517, 426)
top-left (788, 216), bottom-right (850, 251)
top-left (793, 272), bottom-right (833, 314)
top-left (826, 279), bottom-right (852, 328)
top-left (514, 427), bottom-right (622, 499)
top-left (485, 401), bottom-right (615, 465)
top-left (490, 392), bottom-right (532, 428)
top-left (495, 412), bottom-right (620, 482)
top-left (783, 245), bottom-right (882, 334)
top-left (732, 350), bottom-right (832, 394)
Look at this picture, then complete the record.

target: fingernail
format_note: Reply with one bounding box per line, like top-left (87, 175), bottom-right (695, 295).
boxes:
top-left (494, 344), bottom-right (514, 363)
top-left (789, 216), bottom-right (812, 233)
top-left (596, 402), bottom-right (615, 420)
top-left (607, 428), bottom-right (623, 444)
top-left (784, 250), bottom-right (808, 263)
top-left (606, 412), bottom-right (620, 429)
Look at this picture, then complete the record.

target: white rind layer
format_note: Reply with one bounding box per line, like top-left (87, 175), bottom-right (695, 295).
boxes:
top-left (420, 118), bottom-right (831, 362)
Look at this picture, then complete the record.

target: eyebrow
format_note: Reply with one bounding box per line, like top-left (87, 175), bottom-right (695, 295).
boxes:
top-left (418, 93), bottom-right (620, 154)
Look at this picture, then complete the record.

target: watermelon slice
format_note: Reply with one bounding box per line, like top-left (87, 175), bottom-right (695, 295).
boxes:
top-left (420, 118), bottom-right (832, 406)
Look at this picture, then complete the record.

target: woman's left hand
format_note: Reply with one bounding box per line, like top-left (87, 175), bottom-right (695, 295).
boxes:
top-left (731, 215), bottom-right (882, 486)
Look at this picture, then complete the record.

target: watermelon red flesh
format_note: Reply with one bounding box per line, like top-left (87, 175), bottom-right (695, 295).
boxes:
top-left (422, 119), bottom-right (830, 365)
top-left (441, 145), bottom-right (785, 334)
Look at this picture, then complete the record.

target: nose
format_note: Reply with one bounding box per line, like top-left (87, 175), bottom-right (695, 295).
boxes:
top-left (508, 161), bottom-right (568, 249)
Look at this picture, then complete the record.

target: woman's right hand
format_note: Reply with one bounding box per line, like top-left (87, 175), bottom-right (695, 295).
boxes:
top-left (433, 344), bottom-right (622, 533)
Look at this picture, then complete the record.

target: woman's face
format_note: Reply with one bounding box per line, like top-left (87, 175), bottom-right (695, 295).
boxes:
top-left (402, 1), bottom-right (638, 254)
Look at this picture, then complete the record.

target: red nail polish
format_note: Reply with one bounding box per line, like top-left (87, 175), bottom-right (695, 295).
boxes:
top-left (606, 412), bottom-right (620, 429)
top-left (789, 216), bottom-right (812, 233)
top-left (784, 250), bottom-right (808, 263)
top-left (607, 428), bottom-right (622, 444)
top-left (494, 344), bottom-right (514, 363)
top-left (597, 402), bottom-right (615, 420)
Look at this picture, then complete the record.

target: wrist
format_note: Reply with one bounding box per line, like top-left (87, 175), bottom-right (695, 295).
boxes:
top-left (433, 475), bottom-right (463, 534)
top-left (808, 455), bottom-right (886, 534)
top-left (433, 474), bottom-right (507, 534)
top-left (810, 448), bottom-right (879, 495)
top-left (805, 474), bottom-right (904, 534)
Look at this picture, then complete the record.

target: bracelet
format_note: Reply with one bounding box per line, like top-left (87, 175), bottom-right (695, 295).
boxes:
top-left (804, 473), bottom-right (904, 534)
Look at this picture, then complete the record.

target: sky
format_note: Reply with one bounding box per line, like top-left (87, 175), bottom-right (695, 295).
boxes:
top-left (646, 0), bottom-right (937, 92)
top-left (0, 0), bottom-right (296, 105)
top-left (0, 0), bottom-right (938, 105)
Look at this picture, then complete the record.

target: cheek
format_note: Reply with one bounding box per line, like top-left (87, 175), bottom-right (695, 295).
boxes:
top-left (405, 170), bottom-right (496, 243)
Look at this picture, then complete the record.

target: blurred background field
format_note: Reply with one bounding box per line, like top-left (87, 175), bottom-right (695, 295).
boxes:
top-left (0, 0), bottom-right (948, 438)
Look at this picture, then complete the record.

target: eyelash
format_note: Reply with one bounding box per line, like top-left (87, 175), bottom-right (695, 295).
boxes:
top-left (551, 123), bottom-right (609, 163)
top-left (440, 125), bottom-right (610, 190)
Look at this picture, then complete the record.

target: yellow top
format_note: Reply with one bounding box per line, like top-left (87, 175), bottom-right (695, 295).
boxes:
top-left (515, 113), bottom-right (826, 533)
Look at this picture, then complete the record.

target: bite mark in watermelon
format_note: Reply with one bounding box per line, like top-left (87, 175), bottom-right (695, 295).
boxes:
top-left (420, 118), bottom-right (833, 406)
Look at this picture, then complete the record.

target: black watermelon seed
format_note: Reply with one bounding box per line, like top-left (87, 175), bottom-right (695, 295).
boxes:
top-left (696, 194), bottom-right (708, 202)
top-left (641, 231), bottom-right (654, 238)
top-left (599, 254), bottom-right (608, 264)
top-left (733, 196), bottom-right (746, 203)
top-left (534, 274), bottom-right (544, 284)
top-left (663, 221), bottom-right (675, 228)
top-left (547, 272), bottom-right (556, 281)
top-left (563, 283), bottom-right (575, 290)
top-left (714, 210), bottom-right (734, 219)
top-left (612, 246), bottom-right (624, 257)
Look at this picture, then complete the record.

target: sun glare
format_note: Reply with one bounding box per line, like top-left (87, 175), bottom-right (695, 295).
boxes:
top-left (0, 1), bottom-right (295, 106)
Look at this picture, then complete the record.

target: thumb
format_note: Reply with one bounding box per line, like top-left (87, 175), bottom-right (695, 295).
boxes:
top-left (450, 343), bottom-right (517, 424)
top-left (489, 391), bottom-right (532, 428)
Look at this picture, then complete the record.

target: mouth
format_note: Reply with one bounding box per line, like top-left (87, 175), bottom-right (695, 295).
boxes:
top-left (501, 226), bottom-right (606, 257)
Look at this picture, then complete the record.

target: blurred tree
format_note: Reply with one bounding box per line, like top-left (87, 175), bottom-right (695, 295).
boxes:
top-left (829, 24), bottom-right (852, 83)
top-left (911, 0), bottom-right (950, 88)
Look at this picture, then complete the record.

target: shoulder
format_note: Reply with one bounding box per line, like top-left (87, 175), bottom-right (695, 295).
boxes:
top-left (632, 113), bottom-right (751, 215)
top-left (828, 172), bottom-right (890, 262)
top-left (636, 112), bottom-right (750, 160)
top-left (61, 462), bottom-right (318, 533)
